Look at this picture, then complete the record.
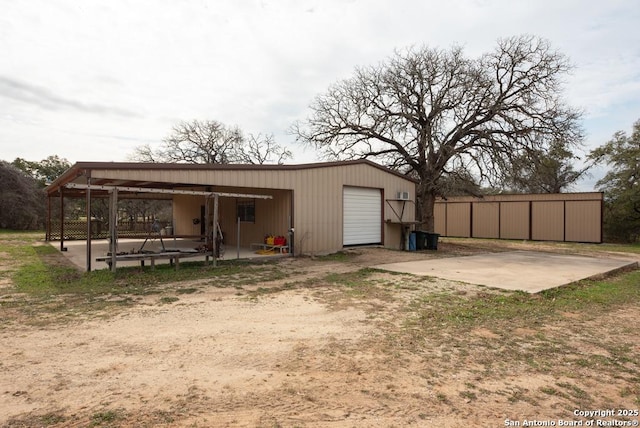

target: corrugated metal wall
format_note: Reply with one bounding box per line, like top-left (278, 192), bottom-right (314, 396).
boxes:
top-left (500, 202), bottom-right (530, 240)
top-left (565, 200), bottom-right (602, 243)
top-left (472, 202), bottom-right (499, 238)
top-left (91, 162), bottom-right (415, 255)
top-left (532, 201), bottom-right (564, 241)
top-left (434, 193), bottom-right (603, 243)
top-left (172, 189), bottom-right (292, 248)
top-left (446, 203), bottom-right (471, 237)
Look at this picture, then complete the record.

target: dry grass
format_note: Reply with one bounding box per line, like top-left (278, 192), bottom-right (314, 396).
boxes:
top-left (2, 232), bottom-right (639, 426)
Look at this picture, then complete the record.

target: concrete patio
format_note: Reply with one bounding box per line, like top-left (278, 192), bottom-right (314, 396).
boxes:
top-left (374, 250), bottom-right (638, 293)
top-left (52, 238), bottom-right (289, 271)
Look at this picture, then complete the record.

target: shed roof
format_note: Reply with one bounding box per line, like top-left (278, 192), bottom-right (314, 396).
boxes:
top-left (46, 159), bottom-right (417, 197)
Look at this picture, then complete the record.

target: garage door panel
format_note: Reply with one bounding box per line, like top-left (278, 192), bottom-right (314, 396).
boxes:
top-left (343, 187), bottom-right (381, 246)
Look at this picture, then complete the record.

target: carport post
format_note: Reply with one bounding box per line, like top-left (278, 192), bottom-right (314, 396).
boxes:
top-left (109, 187), bottom-right (118, 272)
top-left (59, 187), bottom-right (65, 252)
top-left (212, 194), bottom-right (219, 267)
top-left (86, 176), bottom-right (92, 272)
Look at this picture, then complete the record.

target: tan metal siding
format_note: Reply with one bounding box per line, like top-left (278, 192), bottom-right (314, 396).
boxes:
top-left (78, 163), bottom-right (415, 255)
top-left (172, 189), bottom-right (292, 248)
top-left (433, 193), bottom-right (602, 243)
top-left (472, 202), bottom-right (500, 238)
top-left (217, 189), bottom-right (292, 247)
top-left (446, 203), bottom-right (471, 237)
top-left (434, 204), bottom-right (446, 235)
top-left (172, 194), bottom-right (203, 236)
top-left (500, 202), bottom-right (530, 240)
top-left (532, 201), bottom-right (564, 241)
top-left (565, 201), bottom-right (602, 243)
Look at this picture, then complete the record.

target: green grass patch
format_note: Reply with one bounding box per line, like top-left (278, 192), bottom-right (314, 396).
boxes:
top-left (90, 409), bottom-right (126, 427)
top-left (11, 251), bottom-right (275, 297)
top-left (407, 270), bottom-right (640, 331)
top-left (324, 268), bottom-right (378, 286)
top-left (0, 230), bottom-right (45, 239)
top-left (314, 250), bottom-right (356, 262)
top-left (320, 268), bottom-right (398, 301)
top-left (0, 232), bottom-right (293, 321)
top-left (176, 287), bottom-right (198, 294)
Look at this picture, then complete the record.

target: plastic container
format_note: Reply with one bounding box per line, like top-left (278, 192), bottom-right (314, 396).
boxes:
top-left (408, 232), bottom-right (417, 251)
top-left (425, 232), bottom-right (440, 250)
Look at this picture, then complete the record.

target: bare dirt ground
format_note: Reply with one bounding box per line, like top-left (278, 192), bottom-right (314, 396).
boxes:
top-left (1, 240), bottom-right (639, 427)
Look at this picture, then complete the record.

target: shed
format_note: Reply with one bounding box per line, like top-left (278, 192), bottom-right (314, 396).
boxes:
top-left (45, 160), bottom-right (417, 269)
top-left (434, 192), bottom-right (604, 243)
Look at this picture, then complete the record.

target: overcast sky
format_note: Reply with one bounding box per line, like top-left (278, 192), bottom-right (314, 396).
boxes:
top-left (2, 0), bottom-right (639, 190)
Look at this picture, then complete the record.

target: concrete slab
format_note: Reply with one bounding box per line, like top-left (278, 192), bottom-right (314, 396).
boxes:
top-left (374, 251), bottom-right (638, 293)
top-left (52, 238), bottom-right (287, 271)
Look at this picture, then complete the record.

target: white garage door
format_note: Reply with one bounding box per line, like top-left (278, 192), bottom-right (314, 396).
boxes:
top-left (343, 186), bottom-right (382, 246)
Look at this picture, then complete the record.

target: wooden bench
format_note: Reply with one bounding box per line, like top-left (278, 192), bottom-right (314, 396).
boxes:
top-left (249, 243), bottom-right (289, 254)
top-left (96, 251), bottom-right (208, 270)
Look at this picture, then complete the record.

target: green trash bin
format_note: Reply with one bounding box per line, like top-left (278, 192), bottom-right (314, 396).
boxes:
top-left (425, 232), bottom-right (440, 250)
top-left (415, 231), bottom-right (427, 250)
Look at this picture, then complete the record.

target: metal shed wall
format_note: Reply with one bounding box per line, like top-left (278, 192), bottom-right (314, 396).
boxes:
top-left (565, 200), bottom-right (602, 243)
top-left (172, 188), bottom-right (292, 248)
top-left (472, 202), bottom-right (500, 238)
top-left (445, 203), bottom-right (471, 237)
top-left (532, 201), bottom-right (564, 241)
top-left (434, 193), bottom-right (603, 243)
top-left (69, 162), bottom-right (415, 255)
top-left (499, 202), bottom-right (530, 240)
top-left (434, 204), bottom-right (447, 236)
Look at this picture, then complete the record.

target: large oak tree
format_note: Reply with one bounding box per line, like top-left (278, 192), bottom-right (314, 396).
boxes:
top-left (293, 35), bottom-right (583, 231)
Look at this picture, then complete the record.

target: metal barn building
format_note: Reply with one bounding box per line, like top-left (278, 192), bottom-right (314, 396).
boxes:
top-left (46, 160), bottom-right (417, 261)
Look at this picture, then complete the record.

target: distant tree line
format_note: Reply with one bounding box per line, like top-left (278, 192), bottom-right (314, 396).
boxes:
top-left (0, 156), bottom-right (70, 230)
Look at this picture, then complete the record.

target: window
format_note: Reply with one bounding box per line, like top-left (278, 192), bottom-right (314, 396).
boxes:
top-left (237, 199), bottom-right (256, 223)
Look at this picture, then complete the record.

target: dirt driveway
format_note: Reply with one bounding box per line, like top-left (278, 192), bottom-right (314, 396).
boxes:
top-left (2, 240), bottom-right (639, 427)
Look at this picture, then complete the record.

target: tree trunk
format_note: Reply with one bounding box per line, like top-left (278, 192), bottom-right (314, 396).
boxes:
top-left (419, 190), bottom-right (437, 232)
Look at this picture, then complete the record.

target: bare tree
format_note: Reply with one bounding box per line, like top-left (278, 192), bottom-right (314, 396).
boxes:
top-left (293, 35), bottom-right (583, 231)
top-left (238, 133), bottom-right (293, 165)
top-left (132, 120), bottom-right (292, 165)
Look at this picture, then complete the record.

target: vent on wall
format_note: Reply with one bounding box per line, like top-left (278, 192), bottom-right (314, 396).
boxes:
top-left (396, 191), bottom-right (410, 200)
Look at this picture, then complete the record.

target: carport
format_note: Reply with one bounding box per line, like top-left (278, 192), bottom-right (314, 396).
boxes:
top-left (55, 182), bottom-right (273, 272)
top-left (375, 251), bottom-right (638, 293)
